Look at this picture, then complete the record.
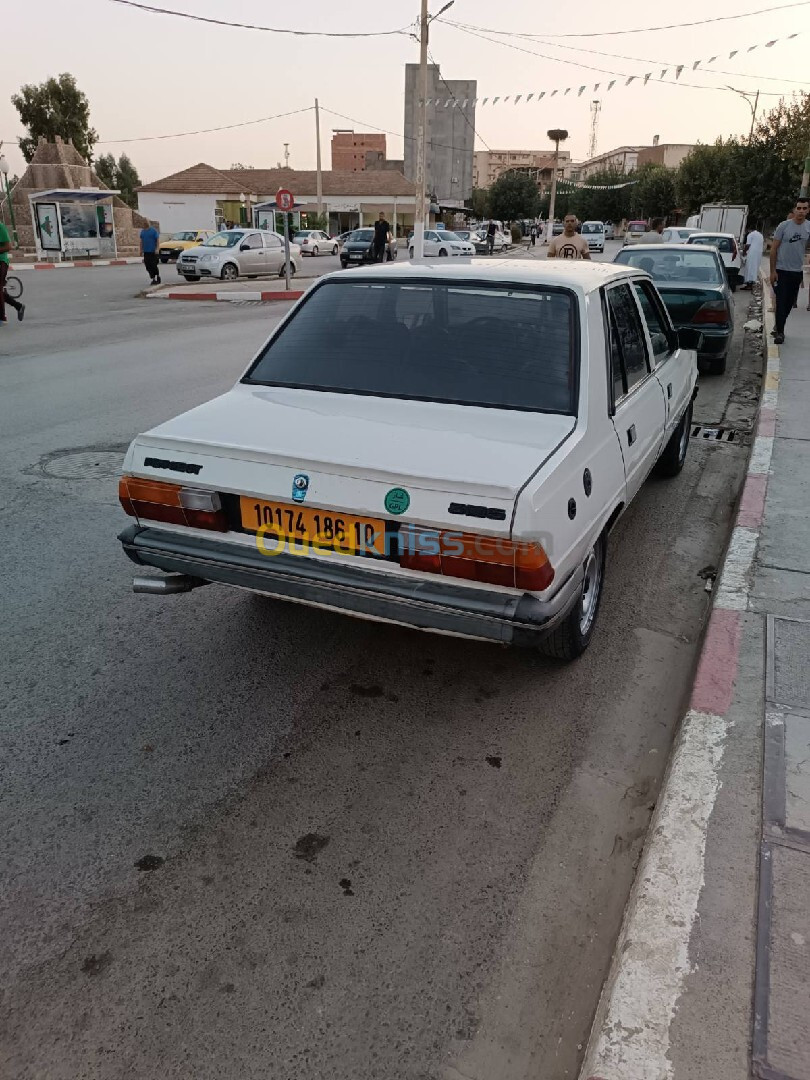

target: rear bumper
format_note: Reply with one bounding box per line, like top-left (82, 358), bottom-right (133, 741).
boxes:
top-left (694, 326), bottom-right (732, 359)
top-left (119, 525), bottom-right (583, 646)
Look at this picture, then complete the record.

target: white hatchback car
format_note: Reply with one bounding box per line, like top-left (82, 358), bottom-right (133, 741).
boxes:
top-left (177, 229), bottom-right (300, 282)
top-left (685, 232), bottom-right (742, 289)
top-left (409, 230), bottom-right (476, 258)
top-left (581, 221), bottom-right (607, 253)
top-left (119, 261), bottom-right (698, 659)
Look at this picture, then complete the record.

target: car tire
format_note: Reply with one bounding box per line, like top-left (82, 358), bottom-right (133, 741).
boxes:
top-left (655, 402), bottom-right (693, 478)
top-left (159, 255), bottom-right (169, 264)
top-left (331, 245), bottom-right (338, 255)
top-left (409, 247), bottom-right (414, 259)
top-left (340, 260), bottom-right (349, 269)
top-left (221, 263), bottom-right (239, 281)
top-left (312, 245), bottom-right (319, 257)
top-left (539, 534), bottom-right (606, 661)
top-left (700, 355), bottom-right (727, 376)
top-left (277, 262), bottom-right (297, 279)
top-left (438, 248), bottom-right (448, 257)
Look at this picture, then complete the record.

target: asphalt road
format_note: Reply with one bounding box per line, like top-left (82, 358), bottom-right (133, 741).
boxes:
top-left (0, 252), bottom-right (759, 1080)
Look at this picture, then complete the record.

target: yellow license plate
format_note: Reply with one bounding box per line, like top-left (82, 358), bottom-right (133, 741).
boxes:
top-left (240, 497), bottom-right (387, 557)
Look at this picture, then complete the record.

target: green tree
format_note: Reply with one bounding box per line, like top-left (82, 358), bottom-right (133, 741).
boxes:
top-left (94, 152), bottom-right (117, 190)
top-left (630, 164), bottom-right (676, 220)
top-left (488, 170), bottom-right (539, 221)
top-left (116, 154), bottom-right (141, 209)
top-left (12, 73), bottom-right (98, 163)
top-left (675, 141), bottom-right (739, 215)
top-left (468, 186), bottom-right (490, 220)
top-left (93, 152), bottom-right (141, 208)
top-left (738, 92), bottom-right (810, 227)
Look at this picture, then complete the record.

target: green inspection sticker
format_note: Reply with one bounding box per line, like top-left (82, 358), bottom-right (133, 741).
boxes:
top-left (384, 487), bottom-right (410, 515)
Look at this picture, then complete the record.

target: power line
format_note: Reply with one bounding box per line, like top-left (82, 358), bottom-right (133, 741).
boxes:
top-left (96, 106), bottom-right (314, 144)
top-left (526, 34), bottom-right (809, 85)
top-left (108, 0), bottom-right (413, 37)
top-left (445, 21), bottom-right (794, 96)
top-left (427, 49), bottom-right (491, 151)
top-left (439, 1), bottom-right (810, 39)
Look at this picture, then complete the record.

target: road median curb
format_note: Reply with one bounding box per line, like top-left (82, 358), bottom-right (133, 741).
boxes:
top-left (12, 258), bottom-right (142, 270)
top-left (579, 275), bottom-right (776, 1080)
top-left (146, 288), bottom-right (305, 303)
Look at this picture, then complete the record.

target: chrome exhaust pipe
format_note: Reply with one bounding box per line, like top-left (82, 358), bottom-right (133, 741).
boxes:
top-left (132, 574), bottom-right (207, 594)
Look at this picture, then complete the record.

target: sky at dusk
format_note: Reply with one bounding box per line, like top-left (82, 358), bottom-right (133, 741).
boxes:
top-left (1, 0), bottom-right (808, 183)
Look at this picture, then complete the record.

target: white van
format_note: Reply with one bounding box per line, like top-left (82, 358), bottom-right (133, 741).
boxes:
top-left (581, 220), bottom-right (606, 253)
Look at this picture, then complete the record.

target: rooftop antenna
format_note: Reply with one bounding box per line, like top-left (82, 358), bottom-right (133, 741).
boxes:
top-left (589, 100), bottom-right (601, 160)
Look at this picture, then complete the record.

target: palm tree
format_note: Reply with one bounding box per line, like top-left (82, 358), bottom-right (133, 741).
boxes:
top-left (545, 128), bottom-right (569, 242)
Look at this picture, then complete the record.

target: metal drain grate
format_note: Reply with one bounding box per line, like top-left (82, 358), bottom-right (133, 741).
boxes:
top-left (691, 425), bottom-right (739, 442)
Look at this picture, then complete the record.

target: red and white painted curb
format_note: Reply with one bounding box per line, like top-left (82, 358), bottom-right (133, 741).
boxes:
top-left (579, 276), bottom-right (776, 1080)
top-left (12, 258), bottom-right (143, 270)
top-left (146, 288), bottom-right (304, 303)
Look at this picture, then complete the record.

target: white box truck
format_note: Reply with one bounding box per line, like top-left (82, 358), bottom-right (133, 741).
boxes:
top-left (690, 204), bottom-right (748, 243)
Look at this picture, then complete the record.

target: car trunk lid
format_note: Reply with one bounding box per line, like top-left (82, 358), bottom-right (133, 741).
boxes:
top-left (128, 384), bottom-right (576, 535)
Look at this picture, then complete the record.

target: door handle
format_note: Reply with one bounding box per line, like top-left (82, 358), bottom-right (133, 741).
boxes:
top-left (627, 424), bottom-right (637, 446)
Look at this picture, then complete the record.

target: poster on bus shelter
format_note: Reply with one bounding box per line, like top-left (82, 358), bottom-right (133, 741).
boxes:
top-left (36, 203), bottom-right (61, 250)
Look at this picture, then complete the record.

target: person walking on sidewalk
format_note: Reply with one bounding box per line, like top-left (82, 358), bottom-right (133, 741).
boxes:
top-left (530, 222), bottom-right (537, 247)
top-left (140, 222), bottom-right (161, 286)
top-left (770, 198), bottom-right (809, 343)
top-left (741, 222), bottom-right (764, 290)
top-left (0, 220), bottom-right (25, 325)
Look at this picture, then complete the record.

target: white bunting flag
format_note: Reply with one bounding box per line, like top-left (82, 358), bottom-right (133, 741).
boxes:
top-left (644, 73), bottom-right (651, 84)
top-left (675, 65), bottom-right (683, 78)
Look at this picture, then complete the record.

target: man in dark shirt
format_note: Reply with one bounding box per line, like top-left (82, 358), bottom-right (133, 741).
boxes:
top-left (373, 213), bottom-right (390, 263)
top-left (140, 223), bottom-right (161, 285)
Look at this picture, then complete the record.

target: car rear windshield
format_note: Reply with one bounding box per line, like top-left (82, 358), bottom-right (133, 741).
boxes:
top-left (244, 279), bottom-right (577, 414)
top-left (628, 223), bottom-right (647, 233)
top-left (689, 235), bottom-right (735, 253)
top-left (614, 248), bottom-right (724, 283)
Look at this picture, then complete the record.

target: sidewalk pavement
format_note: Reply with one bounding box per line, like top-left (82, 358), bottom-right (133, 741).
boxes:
top-left (12, 258), bottom-right (143, 269)
top-left (580, 274), bottom-right (810, 1080)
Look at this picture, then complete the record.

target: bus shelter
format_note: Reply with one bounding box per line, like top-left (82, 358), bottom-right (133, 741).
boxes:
top-left (28, 188), bottom-right (120, 260)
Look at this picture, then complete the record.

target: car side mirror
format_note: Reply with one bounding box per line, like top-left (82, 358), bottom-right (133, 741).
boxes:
top-left (240, 243), bottom-right (250, 251)
top-left (677, 327), bottom-right (704, 351)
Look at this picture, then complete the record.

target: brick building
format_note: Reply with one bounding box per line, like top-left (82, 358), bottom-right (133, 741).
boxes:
top-left (331, 131), bottom-right (387, 172)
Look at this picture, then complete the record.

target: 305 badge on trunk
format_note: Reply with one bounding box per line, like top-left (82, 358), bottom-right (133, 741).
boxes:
top-left (240, 497), bottom-right (387, 557)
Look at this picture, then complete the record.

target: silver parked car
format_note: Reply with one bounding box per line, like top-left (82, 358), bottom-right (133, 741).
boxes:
top-left (177, 229), bottom-right (300, 282)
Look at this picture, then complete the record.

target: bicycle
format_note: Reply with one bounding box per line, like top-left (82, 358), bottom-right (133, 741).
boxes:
top-left (4, 273), bottom-right (23, 300)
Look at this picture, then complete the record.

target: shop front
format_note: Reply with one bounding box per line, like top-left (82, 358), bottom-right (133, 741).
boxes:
top-left (28, 188), bottom-right (119, 259)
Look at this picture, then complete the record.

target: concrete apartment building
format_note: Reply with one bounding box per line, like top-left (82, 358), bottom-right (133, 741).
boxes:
top-left (636, 143), bottom-right (696, 170)
top-left (331, 131), bottom-right (387, 172)
top-left (473, 149), bottom-right (572, 190)
top-left (403, 64), bottom-right (476, 207)
top-left (572, 146), bottom-right (641, 180)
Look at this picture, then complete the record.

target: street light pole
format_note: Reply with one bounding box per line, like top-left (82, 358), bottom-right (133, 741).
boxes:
top-left (800, 131), bottom-right (810, 198)
top-left (315, 98), bottom-right (323, 222)
top-left (727, 86), bottom-right (760, 141)
top-left (413, 0), bottom-right (454, 262)
top-left (413, 0), bottom-right (430, 262)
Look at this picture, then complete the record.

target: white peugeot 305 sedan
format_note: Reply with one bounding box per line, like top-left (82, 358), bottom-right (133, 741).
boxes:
top-left (119, 261), bottom-right (698, 659)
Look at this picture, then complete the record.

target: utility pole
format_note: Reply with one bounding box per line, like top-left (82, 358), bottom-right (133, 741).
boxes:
top-left (800, 130), bottom-right (810, 198)
top-left (413, 0), bottom-right (430, 262)
top-left (315, 98), bottom-right (323, 221)
top-left (588, 100), bottom-right (601, 161)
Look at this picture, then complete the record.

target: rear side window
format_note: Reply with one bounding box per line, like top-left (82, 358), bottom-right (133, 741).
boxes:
top-left (632, 281), bottom-right (673, 363)
top-left (606, 284), bottom-right (650, 399)
top-left (244, 279), bottom-right (578, 414)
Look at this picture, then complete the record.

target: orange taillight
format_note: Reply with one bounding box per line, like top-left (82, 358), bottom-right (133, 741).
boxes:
top-left (118, 476), bottom-right (227, 532)
top-left (399, 526), bottom-right (554, 592)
